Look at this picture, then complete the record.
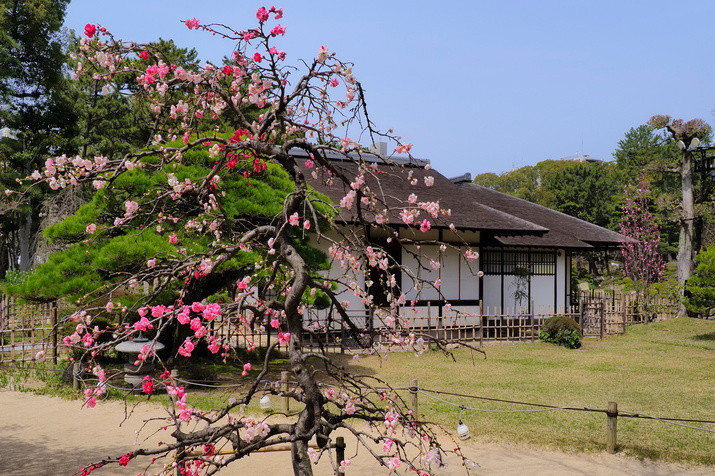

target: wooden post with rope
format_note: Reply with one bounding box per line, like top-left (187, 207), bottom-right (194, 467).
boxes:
top-left (606, 401), bottom-right (618, 453)
top-left (335, 436), bottom-right (346, 475)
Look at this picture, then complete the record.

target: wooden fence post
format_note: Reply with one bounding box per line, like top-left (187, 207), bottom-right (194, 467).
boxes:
top-left (621, 295), bottom-right (627, 334)
top-left (478, 300), bottom-right (483, 347)
top-left (606, 401), bottom-right (618, 454)
top-left (410, 378), bottom-right (418, 418)
top-left (281, 370), bottom-right (290, 413)
top-left (335, 436), bottom-right (346, 475)
top-left (530, 301), bottom-right (535, 342)
top-left (599, 302), bottom-right (605, 340)
top-left (51, 304), bottom-right (58, 365)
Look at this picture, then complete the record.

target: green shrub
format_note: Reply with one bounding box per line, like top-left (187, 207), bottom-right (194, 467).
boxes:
top-left (685, 247), bottom-right (715, 318)
top-left (539, 315), bottom-right (582, 349)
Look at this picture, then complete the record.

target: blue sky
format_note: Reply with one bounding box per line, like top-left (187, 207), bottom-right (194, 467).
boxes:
top-left (64, 1), bottom-right (715, 178)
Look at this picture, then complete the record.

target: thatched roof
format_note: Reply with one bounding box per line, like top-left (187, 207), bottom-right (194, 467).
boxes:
top-left (454, 183), bottom-right (632, 249)
top-left (296, 149), bottom-right (630, 250)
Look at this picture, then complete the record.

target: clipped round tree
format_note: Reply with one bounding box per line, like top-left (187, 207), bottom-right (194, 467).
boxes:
top-left (685, 247), bottom-right (715, 318)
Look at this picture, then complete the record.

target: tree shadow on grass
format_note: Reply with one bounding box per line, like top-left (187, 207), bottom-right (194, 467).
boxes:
top-left (692, 331), bottom-right (715, 341)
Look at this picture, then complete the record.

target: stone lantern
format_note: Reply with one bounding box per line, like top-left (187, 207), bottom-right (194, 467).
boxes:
top-left (115, 336), bottom-right (165, 386)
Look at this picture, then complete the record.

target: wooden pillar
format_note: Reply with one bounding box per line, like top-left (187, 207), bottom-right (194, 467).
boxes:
top-left (530, 300), bottom-right (535, 342)
top-left (621, 294), bottom-right (627, 334)
top-left (479, 300), bottom-right (483, 347)
top-left (606, 401), bottom-right (618, 454)
top-left (51, 304), bottom-right (58, 365)
top-left (335, 436), bottom-right (346, 475)
top-left (410, 378), bottom-right (418, 418)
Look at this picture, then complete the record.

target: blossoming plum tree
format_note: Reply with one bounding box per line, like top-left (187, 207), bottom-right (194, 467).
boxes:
top-left (618, 175), bottom-right (665, 319)
top-left (9, 8), bottom-right (481, 476)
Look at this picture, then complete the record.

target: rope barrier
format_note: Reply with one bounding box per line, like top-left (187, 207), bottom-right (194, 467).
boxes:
top-left (416, 388), bottom-right (715, 433)
top-left (419, 390), bottom-right (570, 414)
top-left (417, 387), bottom-right (715, 425)
top-left (618, 410), bottom-right (715, 433)
top-left (15, 365), bottom-right (714, 433)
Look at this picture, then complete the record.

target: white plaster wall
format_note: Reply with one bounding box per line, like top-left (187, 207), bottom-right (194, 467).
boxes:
top-left (459, 251), bottom-right (480, 300)
top-left (530, 276), bottom-right (553, 311)
top-left (502, 275), bottom-right (526, 313)
top-left (442, 247), bottom-right (461, 300)
top-left (482, 275), bottom-right (502, 312)
top-left (308, 228), bottom-right (366, 316)
top-left (401, 244), bottom-right (481, 303)
top-left (401, 244), bottom-right (440, 300)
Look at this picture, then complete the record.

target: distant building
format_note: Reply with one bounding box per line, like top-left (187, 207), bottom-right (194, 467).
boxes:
top-left (559, 154), bottom-right (603, 163)
top-left (301, 152), bottom-right (630, 320)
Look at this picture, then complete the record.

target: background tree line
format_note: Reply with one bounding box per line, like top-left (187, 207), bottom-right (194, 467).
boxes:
top-left (473, 124), bottom-right (715, 316)
top-left (0, 0), bottom-right (198, 280)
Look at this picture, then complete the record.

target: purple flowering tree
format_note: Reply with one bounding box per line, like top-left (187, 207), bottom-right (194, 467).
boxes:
top-left (619, 175), bottom-right (666, 318)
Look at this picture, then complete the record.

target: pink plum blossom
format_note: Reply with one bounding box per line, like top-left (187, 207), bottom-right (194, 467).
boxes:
top-left (184, 18), bottom-right (200, 30)
top-left (270, 24), bottom-right (286, 36)
top-left (395, 143), bottom-right (412, 154)
top-left (256, 6), bottom-right (269, 22)
top-left (133, 317), bottom-right (153, 331)
top-left (124, 200), bottom-right (139, 217)
top-left (178, 337), bottom-right (195, 357)
top-left (316, 45), bottom-right (329, 63)
top-left (270, 6), bottom-right (283, 18)
top-left (84, 24), bottom-right (97, 38)
top-left (142, 376), bottom-right (154, 395)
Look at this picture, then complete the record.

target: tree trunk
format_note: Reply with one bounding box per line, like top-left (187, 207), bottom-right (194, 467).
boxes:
top-left (676, 150), bottom-right (695, 317)
top-left (281, 234), bottom-right (320, 476)
top-left (0, 234), bottom-right (9, 279)
top-left (18, 214), bottom-right (33, 272)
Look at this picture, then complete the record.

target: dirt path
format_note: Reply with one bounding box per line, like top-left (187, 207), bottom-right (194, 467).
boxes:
top-left (0, 390), bottom-right (709, 476)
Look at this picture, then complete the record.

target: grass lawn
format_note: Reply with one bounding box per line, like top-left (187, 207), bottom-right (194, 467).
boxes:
top-left (334, 317), bottom-right (715, 466)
